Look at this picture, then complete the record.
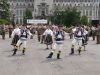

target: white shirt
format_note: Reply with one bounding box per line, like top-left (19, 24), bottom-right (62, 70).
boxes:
top-left (43, 29), bottom-right (53, 36)
top-left (11, 28), bottom-right (20, 38)
top-left (77, 31), bottom-right (82, 36)
top-left (83, 29), bottom-right (88, 36)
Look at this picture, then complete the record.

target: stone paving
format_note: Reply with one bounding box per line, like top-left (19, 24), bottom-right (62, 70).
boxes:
top-left (0, 35), bottom-right (100, 75)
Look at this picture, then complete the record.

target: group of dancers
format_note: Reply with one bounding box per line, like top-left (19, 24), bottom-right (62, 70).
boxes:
top-left (11, 24), bottom-right (89, 59)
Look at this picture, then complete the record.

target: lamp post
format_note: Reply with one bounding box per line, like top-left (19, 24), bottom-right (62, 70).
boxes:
top-left (12, 14), bottom-right (15, 28)
top-left (23, 16), bottom-right (27, 25)
top-left (0, 9), bottom-right (5, 19)
top-left (12, 6), bottom-right (16, 28)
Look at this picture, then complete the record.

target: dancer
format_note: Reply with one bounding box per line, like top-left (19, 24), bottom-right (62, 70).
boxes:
top-left (11, 24), bottom-right (20, 50)
top-left (12, 25), bottom-right (32, 55)
top-left (70, 26), bottom-right (88, 55)
top-left (46, 25), bottom-right (66, 59)
top-left (43, 25), bottom-right (53, 49)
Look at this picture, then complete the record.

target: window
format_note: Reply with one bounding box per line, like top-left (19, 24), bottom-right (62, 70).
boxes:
top-left (17, 3), bottom-right (18, 6)
top-left (20, 10), bottom-right (23, 16)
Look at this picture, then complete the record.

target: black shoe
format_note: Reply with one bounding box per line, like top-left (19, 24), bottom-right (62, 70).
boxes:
top-left (12, 49), bottom-right (17, 56)
top-left (12, 53), bottom-right (15, 56)
top-left (70, 48), bottom-right (74, 55)
top-left (46, 56), bottom-right (52, 58)
top-left (57, 53), bottom-right (61, 59)
top-left (78, 50), bottom-right (81, 55)
top-left (46, 52), bottom-right (53, 58)
top-left (22, 50), bottom-right (25, 55)
top-left (57, 51), bottom-right (61, 59)
top-left (69, 53), bottom-right (74, 55)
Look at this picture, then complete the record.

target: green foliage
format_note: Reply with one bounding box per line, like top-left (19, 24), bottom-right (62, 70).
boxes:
top-left (50, 7), bottom-right (81, 27)
top-left (63, 7), bottom-right (81, 27)
top-left (0, 19), bottom-right (10, 25)
top-left (50, 8), bottom-right (64, 25)
top-left (24, 8), bottom-right (33, 19)
top-left (87, 20), bottom-right (92, 26)
top-left (23, 8), bottom-right (33, 24)
top-left (0, 0), bottom-right (10, 20)
top-left (80, 16), bottom-right (89, 25)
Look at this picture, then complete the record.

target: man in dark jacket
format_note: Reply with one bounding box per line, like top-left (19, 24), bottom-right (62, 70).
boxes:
top-left (1, 25), bottom-right (6, 40)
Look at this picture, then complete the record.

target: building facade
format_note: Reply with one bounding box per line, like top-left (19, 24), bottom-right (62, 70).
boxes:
top-left (33, 0), bottom-right (53, 19)
top-left (8, 0), bottom-right (100, 24)
top-left (8, 0), bottom-right (34, 24)
top-left (53, 0), bottom-right (100, 21)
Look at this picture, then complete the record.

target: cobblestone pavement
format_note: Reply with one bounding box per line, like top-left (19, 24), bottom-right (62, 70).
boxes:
top-left (0, 35), bottom-right (100, 75)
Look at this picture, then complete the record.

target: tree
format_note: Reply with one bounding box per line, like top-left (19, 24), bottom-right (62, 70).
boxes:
top-left (0, 0), bottom-right (10, 20)
top-left (63, 7), bottom-right (81, 27)
top-left (23, 8), bottom-right (33, 24)
top-left (50, 7), bottom-right (81, 27)
top-left (50, 7), bottom-right (66, 25)
top-left (50, 8), bottom-right (61, 25)
top-left (80, 16), bottom-right (89, 25)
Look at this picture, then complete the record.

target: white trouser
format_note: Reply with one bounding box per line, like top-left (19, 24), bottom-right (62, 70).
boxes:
top-left (53, 41), bottom-right (63, 51)
top-left (16, 39), bottom-right (27, 48)
top-left (72, 37), bottom-right (82, 47)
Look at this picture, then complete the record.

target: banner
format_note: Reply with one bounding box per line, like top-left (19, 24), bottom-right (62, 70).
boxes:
top-left (27, 19), bottom-right (48, 24)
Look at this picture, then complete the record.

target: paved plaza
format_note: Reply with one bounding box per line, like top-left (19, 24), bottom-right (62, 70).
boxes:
top-left (0, 35), bottom-right (100, 75)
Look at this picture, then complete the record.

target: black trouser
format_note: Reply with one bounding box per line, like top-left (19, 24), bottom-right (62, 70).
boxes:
top-left (9, 32), bottom-right (12, 38)
top-left (41, 35), bottom-right (45, 43)
top-left (2, 33), bottom-right (5, 40)
top-left (92, 35), bottom-right (95, 40)
top-left (38, 35), bottom-right (41, 42)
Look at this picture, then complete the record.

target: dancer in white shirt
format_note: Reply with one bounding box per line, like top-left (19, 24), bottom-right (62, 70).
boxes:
top-left (70, 26), bottom-right (88, 55)
top-left (12, 25), bottom-right (32, 56)
top-left (43, 25), bottom-right (54, 49)
top-left (46, 25), bottom-right (66, 59)
top-left (11, 24), bottom-right (20, 50)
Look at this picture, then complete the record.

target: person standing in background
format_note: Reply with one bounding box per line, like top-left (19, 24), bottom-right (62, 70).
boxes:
top-left (8, 25), bottom-right (13, 38)
top-left (1, 24), bottom-right (6, 40)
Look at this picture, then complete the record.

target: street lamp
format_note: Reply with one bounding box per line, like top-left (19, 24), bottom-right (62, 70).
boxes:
top-left (23, 17), bottom-right (27, 25)
top-left (12, 14), bottom-right (15, 28)
top-left (12, 6), bottom-right (16, 28)
top-left (0, 9), bottom-right (6, 19)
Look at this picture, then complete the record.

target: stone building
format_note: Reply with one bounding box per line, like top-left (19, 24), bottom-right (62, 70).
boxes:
top-left (8, 0), bottom-right (100, 24)
top-left (8, 0), bottom-right (34, 24)
top-left (53, 0), bottom-right (100, 21)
